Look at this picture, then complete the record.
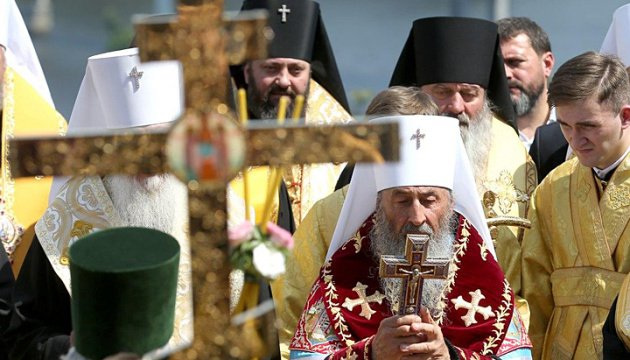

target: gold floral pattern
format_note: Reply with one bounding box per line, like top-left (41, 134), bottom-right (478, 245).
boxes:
top-left (69, 220), bottom-right (94, 239)
top-left (481, 279), bottom-right (512, 354)
top-left (322, 260), bottom-right (353, 345)
top-left (483, 170), bottom-right (529, 215)
top-left (340, 346), bottom-right (357, 360)
top-left (575, 178), bottom-right (591, 203)
top-left (342, 231), bottom-right (366, 254)
top-left (608, 184), bottom-right (630, 210)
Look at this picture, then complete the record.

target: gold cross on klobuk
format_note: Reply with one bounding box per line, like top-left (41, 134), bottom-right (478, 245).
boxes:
top-left (8, 1), bottom-right (399, 359)
top-left (379, 233), bottom-right (449, 315)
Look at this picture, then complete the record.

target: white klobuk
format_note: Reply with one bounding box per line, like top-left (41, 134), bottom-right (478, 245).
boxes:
top-left (49, 47), bottom-right (184, 201)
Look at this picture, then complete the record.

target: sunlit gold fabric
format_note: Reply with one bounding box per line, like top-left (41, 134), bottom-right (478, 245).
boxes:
top-left (2, 67), bottom-right (67, 276)
top-left (522, 152), bottom-right (630, 360)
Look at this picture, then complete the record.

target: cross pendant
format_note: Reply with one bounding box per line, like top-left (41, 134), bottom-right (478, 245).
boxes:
top-left (379, 233), bottom-right (450, 315)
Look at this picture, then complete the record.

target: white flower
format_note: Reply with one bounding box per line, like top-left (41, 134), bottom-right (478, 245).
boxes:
top-left (252, 243), bottom-right (286, 280)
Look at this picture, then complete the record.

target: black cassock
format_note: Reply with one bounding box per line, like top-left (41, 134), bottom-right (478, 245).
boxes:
top-left (3, 234), bottom-right (71, 360)
top-left (2, 183), bottom-right (294, 360)
top-left (603, 297), bottom-right (630, 359)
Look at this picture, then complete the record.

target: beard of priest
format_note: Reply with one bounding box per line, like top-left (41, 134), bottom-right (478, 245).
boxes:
top-left (244, 58), bottom-right (311, 120)
top-left (370, 190), bottom-right (457, 320)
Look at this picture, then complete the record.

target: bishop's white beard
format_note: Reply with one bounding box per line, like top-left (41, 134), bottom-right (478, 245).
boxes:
top-left (103, 174), bottom-right (188, 241)
top-left (448, 100), bottom-right (493, 190)
top-left (370, 197), bottom-right (456, 319)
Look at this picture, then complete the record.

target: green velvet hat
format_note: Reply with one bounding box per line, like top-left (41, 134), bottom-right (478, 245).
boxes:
top-left (69, 227), bottom-right (180, 359)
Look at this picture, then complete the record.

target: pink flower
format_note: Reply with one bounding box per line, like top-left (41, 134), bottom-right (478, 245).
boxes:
top-left (228, 221), bottom-right (254, 247)
top-left (266, 222), bottom-right (294, 250)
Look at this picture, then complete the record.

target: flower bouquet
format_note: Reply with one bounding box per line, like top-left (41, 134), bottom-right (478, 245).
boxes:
top-left (229, 221), bottom-right (294, 282)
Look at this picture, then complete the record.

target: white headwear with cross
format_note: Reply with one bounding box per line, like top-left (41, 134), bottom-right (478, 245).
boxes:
top-left (49, 47), bottom-right (184, 202)
top-left (68, 47), bottom-right (184, 131)
top-left (601, 3), bottom-right (630, 67)
top-left (325, 115), bottom-right (495, 262)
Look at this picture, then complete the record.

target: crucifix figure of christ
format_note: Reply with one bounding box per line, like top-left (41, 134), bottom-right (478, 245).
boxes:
top-left (379, 233), bottom-right (450, 315)
top-left (9, 1), bottom-right (399, 359)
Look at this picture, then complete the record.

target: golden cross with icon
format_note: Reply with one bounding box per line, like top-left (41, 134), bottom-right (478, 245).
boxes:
top-left (8, 0), bottom-right (399, 359)
top-left (379, 233), bottom-right (450, 316)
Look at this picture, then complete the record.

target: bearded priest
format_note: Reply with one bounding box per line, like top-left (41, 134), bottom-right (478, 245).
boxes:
top-left (290, 116), bottom-right (532, 360)
top-left (3, 48), bottom-right (192, 360)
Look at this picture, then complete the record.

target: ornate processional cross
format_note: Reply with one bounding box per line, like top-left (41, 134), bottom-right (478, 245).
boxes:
top-left (277, 4), bottom-right (291, 23)
top-left (341, 282), bottom-right (385, 321)
top-left (379, 233), bottom-right (449, 315)
top-left (9, 0), bottom-right (399, 359)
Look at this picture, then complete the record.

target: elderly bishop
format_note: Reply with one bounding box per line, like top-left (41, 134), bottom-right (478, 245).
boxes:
top-left (290, 116), bottom-right (532, 360)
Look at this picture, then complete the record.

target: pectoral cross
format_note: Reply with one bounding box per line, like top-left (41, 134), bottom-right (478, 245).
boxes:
top-left (278, 4), bottom-right (291, 23)
top-left (9, 1), bottom-right (399, 359)
top-left (128, 66), bottom-right (144, 90)
top-left (410, 128), bottom-right (425, 150)
top-left (379, 233), bottom-right (449, 315)
top-left (342, 282), bottom-right (386, 320)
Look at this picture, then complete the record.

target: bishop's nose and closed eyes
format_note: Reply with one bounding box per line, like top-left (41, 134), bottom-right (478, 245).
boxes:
top-left (445, 92), bottom-right (466, 116)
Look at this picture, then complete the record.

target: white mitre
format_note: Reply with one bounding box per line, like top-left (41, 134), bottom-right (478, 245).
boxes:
top-left (49, 47), bottom-right (184, 201)
top-left (325, 115), bottom-right (495, 262)
top-left (601, 3), bottom-right (630, 66)
top-left (1, 0), bottom-right (54, 105)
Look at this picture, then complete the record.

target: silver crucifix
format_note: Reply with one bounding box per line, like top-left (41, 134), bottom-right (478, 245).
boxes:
top-left (129, 66), bottom-right (144, 90)
top-left (410, 128), bottom-right (425, 150)
top-left (278, 4), bottom-right (291, 23)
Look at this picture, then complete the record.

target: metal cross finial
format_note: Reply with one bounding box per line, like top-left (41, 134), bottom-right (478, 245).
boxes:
top-left (278, 4), bottom-right (291, 23)
top-left (128, 66), bottom-right (144, 90)
top-left (410, 128), bottom-right (425, 150)
top-left (379, 233), bottom-right (450, 315)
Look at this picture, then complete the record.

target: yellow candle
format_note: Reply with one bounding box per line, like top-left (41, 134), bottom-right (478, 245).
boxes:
top-left (237, 89), bottom-right (251, 222)
top-left (292, 94), bottom-right (305, 122)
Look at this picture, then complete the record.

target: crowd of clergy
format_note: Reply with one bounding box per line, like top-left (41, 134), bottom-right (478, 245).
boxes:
top-left (3, 0), bottom-right (630, 359)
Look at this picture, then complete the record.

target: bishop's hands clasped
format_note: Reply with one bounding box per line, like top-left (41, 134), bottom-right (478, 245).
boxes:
top-left (371, 307), bottom-right (450, 360)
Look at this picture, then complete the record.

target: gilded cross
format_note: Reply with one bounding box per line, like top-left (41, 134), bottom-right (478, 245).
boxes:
top-left (278, 4), bottom-right (291, 23)
top-left (451, 289), bottom-right (495, 327)
top-left (9, 1), bottom-right (400, 359)
top-left (341, 282), bottom-right (386, 320)
top-left (128, 66), bottom-right (144, 90)
top-left (379, 233), bottom-right (449, 315)
top-left (410, 128), bottom-right (425, 150)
